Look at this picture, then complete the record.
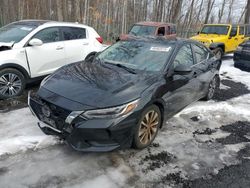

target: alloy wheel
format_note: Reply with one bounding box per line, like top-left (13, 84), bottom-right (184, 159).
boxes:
top-left (138, 110), bottom-right (159, 145)
top-left (0, 73), bottom-right (22, 97)
top-left (208, 77), bottom-right (216, 99)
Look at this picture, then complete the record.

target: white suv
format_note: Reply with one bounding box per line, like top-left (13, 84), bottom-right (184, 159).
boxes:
top-left (0, 20), bottom-right (105, 99)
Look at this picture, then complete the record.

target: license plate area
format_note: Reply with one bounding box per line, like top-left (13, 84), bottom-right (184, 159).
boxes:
top-left (40, 115), bottom-right (56, 128)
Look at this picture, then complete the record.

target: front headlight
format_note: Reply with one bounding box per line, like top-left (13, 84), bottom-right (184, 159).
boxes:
top-left (83, 99), bottom-right (139, 119)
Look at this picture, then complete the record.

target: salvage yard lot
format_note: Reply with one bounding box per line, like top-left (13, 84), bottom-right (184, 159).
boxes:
top-left (0, 56), bottom-right (250, 188)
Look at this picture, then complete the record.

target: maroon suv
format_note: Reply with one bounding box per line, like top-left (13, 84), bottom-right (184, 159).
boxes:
top-left (119, 22), bottom-right (177, 41)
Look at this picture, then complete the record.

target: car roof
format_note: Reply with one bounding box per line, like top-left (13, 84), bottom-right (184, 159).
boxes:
top-left (135, 22), bottom-right (176, 27)
top-left (11, 19), bottom-right (91, 28)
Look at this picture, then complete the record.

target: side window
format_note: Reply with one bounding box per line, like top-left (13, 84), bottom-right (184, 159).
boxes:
top-left (32, 27), bottom-right (60, 43)
top-left (157, 27), bottom-right (165, 36)
top-left (239, 26), bottom-right (244, 35)
top-left (173, 44), bottom-right (194, 68)
top-left (62, 27), bottom-right (86, 40)
top-left (171, 26), bottom-right (177, 34)
top-left (230, 27), bottom-right (237, 37)
top-left (192, 44), bottom-right (209, 63)
top-left (246, 25), bottom-right (250, 37)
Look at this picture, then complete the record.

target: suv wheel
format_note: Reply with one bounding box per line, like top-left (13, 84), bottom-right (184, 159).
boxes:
top-left (0, 68), bottom-right (26, 99)
top-left (133, 105), bottom-right (162, 149)
top-left (214, 48), bottom-right (223, 60)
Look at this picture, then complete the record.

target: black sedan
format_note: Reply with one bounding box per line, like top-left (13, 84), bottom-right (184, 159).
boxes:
top-left (234, 40), bottom-right (250, 71)
top-left (28, 37), bottom-right (221, 152)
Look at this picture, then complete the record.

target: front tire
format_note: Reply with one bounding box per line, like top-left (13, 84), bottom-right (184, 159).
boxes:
top-left (0, 68), bottom-right (25, 99)
top-left (133, 105), bottom-right (162, 149)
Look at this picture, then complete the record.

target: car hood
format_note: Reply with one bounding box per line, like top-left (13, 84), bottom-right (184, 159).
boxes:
top-left (40, 61), bottom-right (159, 109)
top-left (191, 34), bottom-right (227, 43)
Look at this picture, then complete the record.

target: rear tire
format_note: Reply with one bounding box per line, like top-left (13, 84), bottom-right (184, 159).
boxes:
top-left (203, 76), bottom-right (219, 101)
top-left (0, 68), bottom-right (26, 99)
top-left (133, 105), bottom-right (162, 149)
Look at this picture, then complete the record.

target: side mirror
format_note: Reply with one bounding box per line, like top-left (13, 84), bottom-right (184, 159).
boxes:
top-left (29, 38), bottom-right (43, 46)
top-left (197, 31), bottom-right (200, 35)
top-left (174, 64), bottom-right (192, 75)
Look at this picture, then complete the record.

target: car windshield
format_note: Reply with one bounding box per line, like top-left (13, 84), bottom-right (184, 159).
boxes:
top-left (0, 23), bottom-right (36, 43)
top-left (97, 40), bottom-right (174, 72)
top-left (201, 25), bottom-right (230, 35)
top-left (129, 25), bottom-right (156, 36)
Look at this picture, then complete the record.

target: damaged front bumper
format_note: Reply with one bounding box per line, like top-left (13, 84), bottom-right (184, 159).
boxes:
top-left (28, 92), bottom-right (136, 152)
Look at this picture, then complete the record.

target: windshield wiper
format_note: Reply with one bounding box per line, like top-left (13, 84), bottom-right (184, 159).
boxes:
top-left (105, 61), bottom-right (137, 74)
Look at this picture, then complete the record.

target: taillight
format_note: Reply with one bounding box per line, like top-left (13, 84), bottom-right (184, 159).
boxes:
top-left (96, 37), bottom-right (103, 44)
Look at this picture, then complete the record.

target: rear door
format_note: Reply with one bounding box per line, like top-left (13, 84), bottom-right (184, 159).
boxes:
top-left (25, 27), bottom-right (66, 77)
top-left (61, 26), bottom-right (90, 63)
top-left (191, 43), bottom-right (212, 98)
top-left (163, 44), bottom-right (199, 118)
top-left (227, 26), bottom-right (238, 52)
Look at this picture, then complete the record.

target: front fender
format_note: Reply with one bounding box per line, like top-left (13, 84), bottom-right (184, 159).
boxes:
top-left (0, 48), bottom-right (30, 77)
top-left (209, 42), bottom-right (225, 51)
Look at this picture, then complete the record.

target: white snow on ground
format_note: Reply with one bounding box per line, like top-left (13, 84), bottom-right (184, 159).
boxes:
top-left (220, 55), bottom-right (250, 89)
top-left (121, 58), bottom-right (250, 186)
top-left (0, 108), bottom-right (59, 156)
top-left (0, 57), bottom-right (250, 187)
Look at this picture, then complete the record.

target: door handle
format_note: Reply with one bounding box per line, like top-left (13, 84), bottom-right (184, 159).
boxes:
top-left (83, 42), bottom-right (89, 45)
top-left (56, 46), bottom-right (64, 50)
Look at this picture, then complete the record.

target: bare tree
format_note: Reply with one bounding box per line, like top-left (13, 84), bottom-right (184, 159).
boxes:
top-left (218, 0), bottom-right (226, 23)
top-left (245, 0), bottom-right (250, 24)
top-left (204, 0), bottom-right (216, 24)
top-left (227, 0), bottom-right (235, 23)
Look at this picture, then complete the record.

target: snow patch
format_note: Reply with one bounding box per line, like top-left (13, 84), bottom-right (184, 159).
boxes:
top-left (0, 108), bottom-right (59, 156)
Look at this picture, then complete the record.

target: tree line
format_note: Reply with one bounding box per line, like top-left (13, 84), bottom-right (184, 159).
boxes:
top-left (0, 0), bottom-right (249, 41)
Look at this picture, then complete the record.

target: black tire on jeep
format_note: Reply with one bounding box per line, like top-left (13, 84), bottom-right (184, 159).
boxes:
top-left (0, 68), bottom-right (26, 99)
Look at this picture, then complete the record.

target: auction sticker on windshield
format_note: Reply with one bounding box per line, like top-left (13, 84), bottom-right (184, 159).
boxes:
top-left (21, 27), bottom-right (33, 31)
top-left (150, 46), bottom-right (171, 52)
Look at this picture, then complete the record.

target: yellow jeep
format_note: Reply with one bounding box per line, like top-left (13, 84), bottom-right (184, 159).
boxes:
top-left (191, 24), bottom-right (250, 59)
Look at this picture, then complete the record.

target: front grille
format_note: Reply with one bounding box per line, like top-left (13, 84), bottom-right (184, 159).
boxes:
top-left (243, 46), bottom-right (250, 52)
top-left (30, 95), bottom-right (71, 131)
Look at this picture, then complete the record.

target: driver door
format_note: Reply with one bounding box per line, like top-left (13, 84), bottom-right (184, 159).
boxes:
top-left (162, 44), bottom-right (199, 118)
top-left (25, 27), bottom-right (66, 78)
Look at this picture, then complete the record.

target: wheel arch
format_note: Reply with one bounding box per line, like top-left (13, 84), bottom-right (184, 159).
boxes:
top-left (85, 51), bottom-right (97, 60)
top-left (209, 42), bottom-right (225, 52)
top-left (0, 63), bottom-right (30, 79)
top-left (152, 100), bottom-right (166, 128)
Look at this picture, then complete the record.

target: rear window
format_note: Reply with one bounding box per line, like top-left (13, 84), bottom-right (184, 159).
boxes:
top-left (62, 27), bottom-right (86, 40)
top-left (239, 26), bottom-right (244, 35)
top-left (170, 26), bottom-right (177, 34)
top-left (246, 25), bottom-right (250, 37)
top-left (192, 44), bottom-right (209, 63)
